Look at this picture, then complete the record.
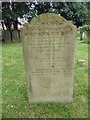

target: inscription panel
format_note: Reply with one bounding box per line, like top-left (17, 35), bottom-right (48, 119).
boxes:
top-left (21, 13), bottom-right (76, 103)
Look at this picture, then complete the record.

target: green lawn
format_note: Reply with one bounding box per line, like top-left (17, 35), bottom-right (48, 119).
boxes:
top-left (2, 32), bottom-right (88, 118)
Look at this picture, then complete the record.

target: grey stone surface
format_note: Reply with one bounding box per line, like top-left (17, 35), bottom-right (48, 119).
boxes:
top-left (2, 30), bottom-right (11, 42)
top-left (21, 13), bottom-right (76, 103)
top-left (12, 30), bottom-right (20, 41)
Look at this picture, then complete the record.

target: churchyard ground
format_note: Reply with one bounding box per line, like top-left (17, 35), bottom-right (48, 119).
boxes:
top-left (2, 31), bottom-right (88, 118)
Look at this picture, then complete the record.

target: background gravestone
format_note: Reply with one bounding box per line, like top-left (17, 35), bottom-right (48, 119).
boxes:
top-left (12, 30), bottom-right (20, 42)
top-left (21, 13), bottom-right (76, 103)
top-left (2, 30), bottom-right (11, 42)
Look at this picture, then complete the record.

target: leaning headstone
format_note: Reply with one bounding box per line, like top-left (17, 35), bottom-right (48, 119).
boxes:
top-left (12, 30), bottom-right (20, 42)
top-left (21, 13), bottom-right (76, 103)
top-left (2, 30), bottom-right (11, 42)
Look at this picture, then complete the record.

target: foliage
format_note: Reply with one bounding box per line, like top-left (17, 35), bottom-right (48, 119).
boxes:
top-left (2, 2), bottom-right (88, 28)
top-left (79, 25), bottom-right (90, 32)
top-left (1, 2), bottom-right (88, 42)
top-left (2, 2), bottom-right (29, 20)
top-left (2, 32), bottom-right (88, 118)
top-left (78, 25), bottom-right (90, 43)
top-left (34, 2), bottom-right (88, 27)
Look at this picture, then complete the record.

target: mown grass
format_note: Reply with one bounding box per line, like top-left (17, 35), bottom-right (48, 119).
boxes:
top-left (2, 31), bottom-right (88, 118)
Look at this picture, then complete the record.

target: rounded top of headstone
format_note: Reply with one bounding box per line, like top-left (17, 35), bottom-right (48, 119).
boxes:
top-left (30, 13), bottom-right (66, 24)
top-left (22, 13), bottom-right (76, 31)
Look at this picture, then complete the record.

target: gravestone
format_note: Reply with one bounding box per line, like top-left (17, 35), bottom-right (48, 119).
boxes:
top-left (2, 30), bottom-right (11, 42)
top-left (21, 13), bottom-right (76, 103)
top-left (12, 30), bottom-right (20, 41)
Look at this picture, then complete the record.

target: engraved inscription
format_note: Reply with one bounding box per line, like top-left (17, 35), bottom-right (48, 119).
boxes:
top-left (21, 13), bottom-right (76, 103)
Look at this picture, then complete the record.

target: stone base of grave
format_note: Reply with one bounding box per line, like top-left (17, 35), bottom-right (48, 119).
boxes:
top-left (28, 97), bottom-right (73, 103)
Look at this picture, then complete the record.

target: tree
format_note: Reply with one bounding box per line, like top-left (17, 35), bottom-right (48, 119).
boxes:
top-left (33, 2), bottom-right (88, 27)
top-left (2, 2), bottom-right (30, 41)
top-left (2, 2), bottom-right (88, 25)
top-left (2, 2), bottom-right (88, 41)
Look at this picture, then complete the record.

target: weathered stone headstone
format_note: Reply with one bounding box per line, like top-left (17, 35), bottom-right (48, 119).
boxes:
top-left (12, 30), bottom-right (20, 41)
top-left (2, 30), bottom-right (11, 42)
top-left (21, 13), bottom-right (76, 103)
